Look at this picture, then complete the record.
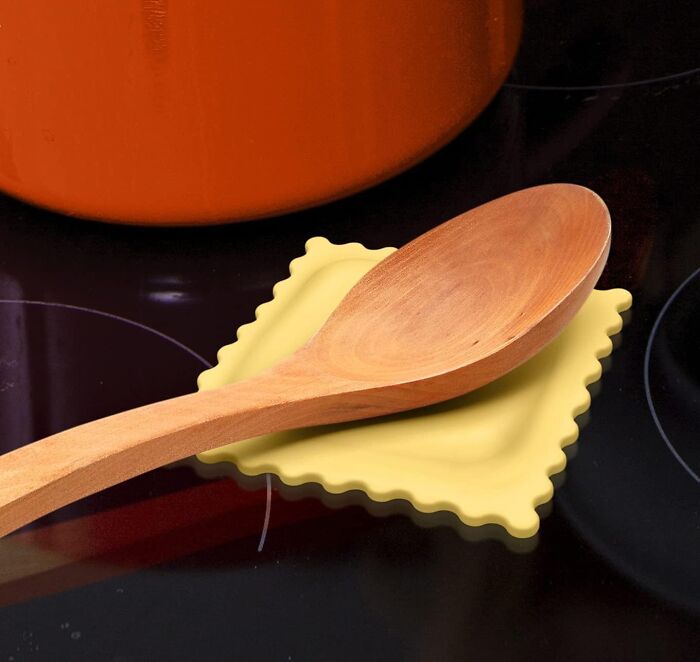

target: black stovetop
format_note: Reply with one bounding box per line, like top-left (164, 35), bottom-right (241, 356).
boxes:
top-left (1, 2), bottom-right (700, 660)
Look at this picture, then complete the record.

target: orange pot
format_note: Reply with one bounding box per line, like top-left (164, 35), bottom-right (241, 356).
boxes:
top-left (0, 1), bottom-right (521, 225)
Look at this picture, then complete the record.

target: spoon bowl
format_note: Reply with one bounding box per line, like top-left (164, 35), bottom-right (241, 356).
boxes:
top-left (307, 183), bottom-right (610, 398)
top-left (0, 184), bottom-right (610, 537)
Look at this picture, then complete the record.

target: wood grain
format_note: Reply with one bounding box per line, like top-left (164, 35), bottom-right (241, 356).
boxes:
top-left (0, 184), bottom-right (610, 537)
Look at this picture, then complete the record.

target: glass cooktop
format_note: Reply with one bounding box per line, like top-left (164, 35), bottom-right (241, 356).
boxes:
top-left (1, 2), bottom-right (699, 659)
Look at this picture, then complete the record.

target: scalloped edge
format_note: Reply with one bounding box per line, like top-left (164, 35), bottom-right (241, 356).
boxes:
top-left (196, 238), bottom-right (632, 539)
top-left (197, 237), bottom-right (396, 391)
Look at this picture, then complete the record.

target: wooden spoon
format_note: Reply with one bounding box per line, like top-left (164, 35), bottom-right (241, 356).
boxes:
top-left (0, 184), bottom-right (610, 537)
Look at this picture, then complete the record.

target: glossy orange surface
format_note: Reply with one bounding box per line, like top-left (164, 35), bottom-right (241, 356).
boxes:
top-left (0, 1), bottom-right (521, 225)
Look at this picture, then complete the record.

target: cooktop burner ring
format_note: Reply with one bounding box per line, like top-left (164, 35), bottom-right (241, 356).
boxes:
top-left (505, 66), bottom-right (700, 92)
top-left (644, 266), bottom-right (700, 483)
top-left (0, 299), bottom-right (275, 550)
top-left (0, 298), bottom-right (212, 368)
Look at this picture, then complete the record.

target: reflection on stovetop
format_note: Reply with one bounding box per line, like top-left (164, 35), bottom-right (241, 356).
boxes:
top-left (194, 460), bottom-right (543, 554)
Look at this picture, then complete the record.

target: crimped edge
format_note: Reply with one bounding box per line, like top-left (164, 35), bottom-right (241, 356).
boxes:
top-left (196, 237), bottom-right (396, 392)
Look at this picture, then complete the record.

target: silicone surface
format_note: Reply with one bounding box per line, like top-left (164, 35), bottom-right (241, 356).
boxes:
top-left (197, 238), bottom-right (632, 537)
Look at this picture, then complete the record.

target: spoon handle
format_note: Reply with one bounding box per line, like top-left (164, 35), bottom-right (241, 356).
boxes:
top-left (0, 365), bottom-right (347, 538)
